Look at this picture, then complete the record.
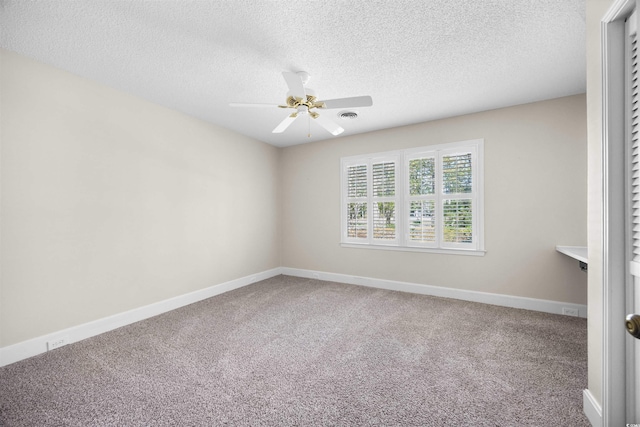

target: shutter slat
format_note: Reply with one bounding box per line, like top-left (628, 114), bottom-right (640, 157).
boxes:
top-left (632, 31), bottom-right (640, 261)
top-left (442, 153), bottom-right (473, 195)
top-left (372, 161), bottom-right (395, 197)
top-left (347, 164), bottom-right (367, 198)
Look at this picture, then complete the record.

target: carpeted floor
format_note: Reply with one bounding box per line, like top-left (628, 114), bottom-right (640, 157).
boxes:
top-left (0, 275), bottom-right (589, 426)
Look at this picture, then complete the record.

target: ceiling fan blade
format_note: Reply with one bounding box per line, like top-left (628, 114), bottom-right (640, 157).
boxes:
top-left (229, 102), bottom-right (281, 108)
top-left (313, 114), bottom-right (344, 136)
top-left (273, 113), bottom-right (298, 133)
top-left (318, 95), bottom-right (373, 109)
top-left (282, 72), bottom-right (306, 100)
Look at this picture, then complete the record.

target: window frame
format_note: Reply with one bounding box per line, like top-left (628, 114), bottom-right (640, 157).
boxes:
top-left (340, 139), bottom-right (485, 256)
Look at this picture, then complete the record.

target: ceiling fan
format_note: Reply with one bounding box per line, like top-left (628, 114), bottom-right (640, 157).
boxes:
top-left (230, 71), bottom-right (373, 136)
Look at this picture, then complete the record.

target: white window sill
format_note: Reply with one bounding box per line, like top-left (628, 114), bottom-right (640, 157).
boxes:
top-left (340, 243), bottom-right (486, 256)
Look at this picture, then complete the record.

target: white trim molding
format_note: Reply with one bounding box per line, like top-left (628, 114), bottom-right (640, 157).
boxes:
top-left (280, 267), bottom-right (588, 318)
top-left (583, 389), bottom-right (603, 427)
top-left (340, 242), bottom-right (486, 256)
top-left (0, 268), bottom-right (281, 367)
top-left (600, 0), bottom-right (637, 425)
top-left (0, 266), bottom-right (588, 368)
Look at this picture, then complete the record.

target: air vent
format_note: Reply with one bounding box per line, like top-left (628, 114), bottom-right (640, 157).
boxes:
top-left (338, 110), bottom-right (358, 120)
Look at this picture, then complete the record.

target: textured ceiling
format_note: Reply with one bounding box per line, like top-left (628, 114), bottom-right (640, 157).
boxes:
top-left (0, 0), bottom-right (586, 147)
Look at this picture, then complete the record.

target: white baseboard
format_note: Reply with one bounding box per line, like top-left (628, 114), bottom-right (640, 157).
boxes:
top-left (0, 268), bottom-right (281, 367)
top-left (280, 267), bottom-right (588, 318)
top-left (1, 266), bottom-right (588, 367)
top-left (583, 389), bottom-right (602, 427)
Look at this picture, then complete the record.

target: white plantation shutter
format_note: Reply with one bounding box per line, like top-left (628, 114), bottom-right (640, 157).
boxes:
top-left (341, 140), bottom-right (483, 253)
top-left (346, 164), bottom-right (368, 239)
top-left (342, 157), bottom-right (399, 244)
top-left (404, 145), bottom-right (479, 250)
top-left (348, 165), bottom-right (367, 198)
top-left (442, 199), bottom-right (473, 244)
top-left (372, 161), bottom-right (397, 241)
top-left (408, 200), bottom-right (436, 243)
top-left (442, 153), bottom-right (472, 194)
top-left (441, 151), bottom-right (475, 247)
top-left (407, 156), bottom-right (437, 246)
top-left (347, 202), bottom-right (367, 238)
top-left (372, 162), bottom-right (395, 196)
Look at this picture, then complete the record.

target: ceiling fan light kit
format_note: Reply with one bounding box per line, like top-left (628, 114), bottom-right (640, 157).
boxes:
top-left (230, 71), bottom-right (372, 137)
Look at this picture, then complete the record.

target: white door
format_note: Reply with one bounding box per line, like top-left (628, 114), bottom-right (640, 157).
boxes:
top-left (626, 8), bottom-right (640, 423)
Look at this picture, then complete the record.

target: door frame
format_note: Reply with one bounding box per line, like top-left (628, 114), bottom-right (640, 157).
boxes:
top-left (601, 0), bottom-right (637, 425)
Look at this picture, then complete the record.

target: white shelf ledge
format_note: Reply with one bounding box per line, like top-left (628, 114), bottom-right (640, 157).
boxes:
top-left (556, 246), bottom-right (588, 264)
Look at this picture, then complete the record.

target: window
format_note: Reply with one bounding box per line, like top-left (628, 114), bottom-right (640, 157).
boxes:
top-left (341, 139), bottom-right (484, 255)
top-left (344, 154), bottom-right (399, 245)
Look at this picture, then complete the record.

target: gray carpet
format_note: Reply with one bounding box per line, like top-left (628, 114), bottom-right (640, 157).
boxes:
top-left (0, 275), bottom-right (589, 426)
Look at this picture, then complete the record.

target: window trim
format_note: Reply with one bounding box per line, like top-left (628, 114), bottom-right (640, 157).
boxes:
top-left (340, 139), bottom-right (485, 255)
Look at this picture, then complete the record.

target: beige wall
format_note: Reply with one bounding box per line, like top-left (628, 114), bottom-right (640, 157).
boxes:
top-left (281, 95), bottom-right (587, 303)
top-left (0, 46), bottom-right (590, 370)
top-left (0, 50), bottom-right (281, 347)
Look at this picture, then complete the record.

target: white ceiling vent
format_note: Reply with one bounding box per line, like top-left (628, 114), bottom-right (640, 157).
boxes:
top-left (338, 110), bottom-right (358, 120)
